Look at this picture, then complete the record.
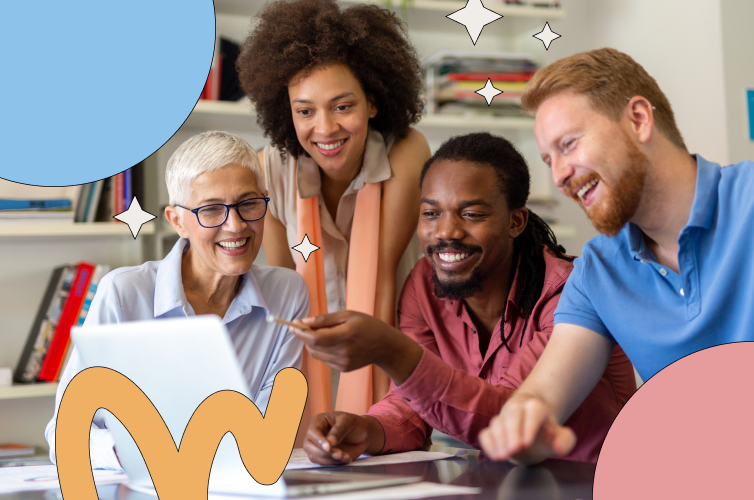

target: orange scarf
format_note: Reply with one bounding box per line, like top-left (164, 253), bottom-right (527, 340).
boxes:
top-left (294, 178), bottom-right (382, 445)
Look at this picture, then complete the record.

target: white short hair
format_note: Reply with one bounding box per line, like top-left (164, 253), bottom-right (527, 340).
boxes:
top-left (165, 131), bottom-right (264, 207)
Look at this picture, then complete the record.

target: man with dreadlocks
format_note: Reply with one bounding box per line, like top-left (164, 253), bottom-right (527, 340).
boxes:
top-left (289, 133), bottom-right (636, 464)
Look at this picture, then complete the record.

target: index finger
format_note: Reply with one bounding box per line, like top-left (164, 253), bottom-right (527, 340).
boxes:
top-left (302, 310), bottom-right (359, 329)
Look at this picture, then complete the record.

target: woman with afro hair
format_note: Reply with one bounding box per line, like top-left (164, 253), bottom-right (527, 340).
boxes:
top-left (237, 0), bottom-right (431, 426)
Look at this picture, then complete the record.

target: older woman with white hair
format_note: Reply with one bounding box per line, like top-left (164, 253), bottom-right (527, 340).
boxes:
top-left (45, 131), bottom-right (309, 470)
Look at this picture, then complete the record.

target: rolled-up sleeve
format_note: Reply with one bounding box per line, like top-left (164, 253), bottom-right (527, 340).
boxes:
top-left (253, 276), bottom-right (308, 416)
top-left (369, 266), bottom-right (561, 451)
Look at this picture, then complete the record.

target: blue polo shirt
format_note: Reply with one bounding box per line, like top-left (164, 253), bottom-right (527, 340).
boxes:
top-left (554, 155), bottom-right (754, 381)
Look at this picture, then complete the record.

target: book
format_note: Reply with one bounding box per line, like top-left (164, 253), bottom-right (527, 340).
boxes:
top-left (0, 444), bottom-right (35, 458)
top-left (0, 199), bottom-right (72, 211)
top-left (37, 262), bottom-right (95, 382)
top-left (0, 211), bottom-right (74, 224)
top-left (114, 173), bottom-right (125, 216)
top-left (124, 168), bottom-right (132, 209)
top-left (74, 183), bottom-right (92, 222)
top-left (13, 266), bottom-right (75, 383)
top-left (56, 264), bottom-right (110, 380)
top-left (441, 73), bottom-right (533, 82)
top-left (94, 178), bottom-right (113, 222)
top-left (85, 180), bottom-right (105, 223)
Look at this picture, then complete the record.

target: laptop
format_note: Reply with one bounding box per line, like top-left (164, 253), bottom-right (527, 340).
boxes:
top-left (71, 316), bottom-right (420, 497)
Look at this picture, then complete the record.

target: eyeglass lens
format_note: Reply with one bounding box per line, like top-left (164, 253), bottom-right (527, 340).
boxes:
top-left (197, 200), bottom-right (266, 227)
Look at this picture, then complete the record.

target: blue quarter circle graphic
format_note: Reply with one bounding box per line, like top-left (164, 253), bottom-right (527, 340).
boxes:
top-left (0, 1), bottom-right (216, 186)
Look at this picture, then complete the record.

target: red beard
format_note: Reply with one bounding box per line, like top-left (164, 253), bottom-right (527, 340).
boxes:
top-left (567, 132), bottom-right (649, 236)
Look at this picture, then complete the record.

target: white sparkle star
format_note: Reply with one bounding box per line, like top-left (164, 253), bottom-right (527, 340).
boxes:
top-left (292, 234), bottom-right (320, 263)
top-left (533, 22), bottom-right (561, 50)
top-left (446, 0), bottom-right (503, 45)
top-left (476, 79), bottom-right (503, 105)
top-left (113, 196), bottom-right (156, 238)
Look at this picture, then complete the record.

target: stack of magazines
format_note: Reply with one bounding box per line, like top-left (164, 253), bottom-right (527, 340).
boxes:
top-left (424, 50), bottom-right (538, 117)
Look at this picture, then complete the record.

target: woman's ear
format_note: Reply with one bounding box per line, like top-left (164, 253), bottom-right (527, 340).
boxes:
top-left (510, 207), bottom-right (529, 239)
top-left (367, 95), bottom-right (378, 119)
top-left (165, 205), bottom-right (190, 239)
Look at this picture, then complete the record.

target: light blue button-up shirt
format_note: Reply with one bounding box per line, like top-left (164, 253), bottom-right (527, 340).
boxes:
top-left (555, 155), bottom-right (754, 381)
top-left (45, 238), bottom-right (308, 469)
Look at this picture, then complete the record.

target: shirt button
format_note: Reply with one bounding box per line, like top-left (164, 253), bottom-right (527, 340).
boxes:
top-left (471, 329), bottom-right (477, 334)
top-left (659, 268), bottom-right (668, 276)
top-left (337, 271), bottom-right (344, 279)
top-left (680, 288), bottom-right (685, 296)
top-left (480, 374), bottom-right (486, 380)
top-left (339, 301), bottom-right (345, 308)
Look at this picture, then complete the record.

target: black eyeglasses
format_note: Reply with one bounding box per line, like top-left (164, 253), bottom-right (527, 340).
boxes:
top-left (176, 197), bottom-right (270, 228)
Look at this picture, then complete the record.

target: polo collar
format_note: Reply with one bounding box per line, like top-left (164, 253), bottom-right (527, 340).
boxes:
top-left (296, 128), bottom-right (392, 200)
top-left (685, 155), bottom-right (720, 230)
top-left (628, 154), bottom-right (721, 261)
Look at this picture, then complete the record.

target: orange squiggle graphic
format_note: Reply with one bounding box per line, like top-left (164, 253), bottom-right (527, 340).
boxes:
top-left (56, 366), bottom-right (307, 500)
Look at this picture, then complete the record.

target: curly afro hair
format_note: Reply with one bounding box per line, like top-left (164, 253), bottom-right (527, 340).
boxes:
top-left (237, 0), bottom-right (424, 158)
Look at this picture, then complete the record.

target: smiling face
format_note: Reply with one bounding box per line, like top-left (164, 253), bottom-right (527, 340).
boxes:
top-left (419, 160), bottom-right (522, 301)
top-left (167, 164), bottom-right (267, 281)
top-left (535, 92), bottom-right (649, 236)
top-left (288, 64), bottom-right (377, 178)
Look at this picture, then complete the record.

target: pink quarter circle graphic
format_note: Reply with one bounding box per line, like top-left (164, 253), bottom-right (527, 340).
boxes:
top-left (594, 342), bottom-right (754, 499)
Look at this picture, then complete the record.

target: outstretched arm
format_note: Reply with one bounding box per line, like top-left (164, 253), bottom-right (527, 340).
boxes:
top-left (479, 323), bottom-right (615, 465)
top-left (372, 128), bottom-right (430, 400)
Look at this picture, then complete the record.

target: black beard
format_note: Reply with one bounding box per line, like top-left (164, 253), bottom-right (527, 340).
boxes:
top-left (425, 240), bottom-right (484, 301)
top-left (431, 265), bottom-right (484, 301)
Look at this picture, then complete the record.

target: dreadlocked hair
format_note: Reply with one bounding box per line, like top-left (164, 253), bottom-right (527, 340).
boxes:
top-left (420, 132), bottom-right (574, 352)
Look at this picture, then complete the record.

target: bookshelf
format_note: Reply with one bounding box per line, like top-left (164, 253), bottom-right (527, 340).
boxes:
top-left (0, 162), bottom-right (161, 450)
top-left (0, 222), bottom-right (156, 238)
top-left (216, 0), bottom-right (565, 18)
top-left (185, 99), bottom-right (537, 132)
top-left (0, 383), bottom-right (58, 401)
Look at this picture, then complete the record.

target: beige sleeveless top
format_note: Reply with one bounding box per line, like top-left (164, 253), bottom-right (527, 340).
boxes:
top-left (263, 128), bottom-right (423, 315)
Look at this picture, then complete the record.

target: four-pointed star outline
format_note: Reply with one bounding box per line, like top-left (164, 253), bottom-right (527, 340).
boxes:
top-left (292, 234), bottom-right (320, 263)
top-left (533, 22), bottom-right (562, 50)
top-left (114, 197), bottom-right (157, 239)
top-left (476, 79), bottom-right (503, 105)
top-left (446, 0), bottom-right (502, 45)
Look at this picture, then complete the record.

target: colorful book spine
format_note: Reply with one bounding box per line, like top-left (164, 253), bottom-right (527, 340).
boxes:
top-left (124, 168), bottom-right (132, 209)
top-left (443, 73), bottom-right (534, 81)
top-left (14, 266), bottom-right (77, 383)
top-left (37, 262), bottom-right (95, 382)
top-left (13, 266), bottom-right (68, 383)
top-left (55, 264), bottom-right (110, 380)
top-left (114, 173), bottom-right (125, 218)
top-left (0, 199), bottom-right (72, 211)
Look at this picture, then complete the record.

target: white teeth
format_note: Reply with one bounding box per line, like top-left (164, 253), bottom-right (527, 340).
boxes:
top-left (316, 140), bottom-right (344, 151)
top-left (218, 238), bottom-right (248, 249)
top-left (577, 178), bottom-right (599, 200)
top-left (438, 252), bottom-right (469, 262)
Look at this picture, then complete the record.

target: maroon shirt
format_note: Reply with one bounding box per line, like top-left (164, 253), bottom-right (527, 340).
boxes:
top-left (368, 247), bottom-right (636, 462)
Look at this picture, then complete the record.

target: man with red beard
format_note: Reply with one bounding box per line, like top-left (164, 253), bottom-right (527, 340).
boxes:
top-left (289, 133), bottom-right (636, 464)
top-left (479, 48), bottom-right (754, 464)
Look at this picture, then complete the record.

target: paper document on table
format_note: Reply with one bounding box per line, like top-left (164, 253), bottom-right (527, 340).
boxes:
top-left (286, 448), bottom-right (467, 470)
top-left (0, 465), bottom-right (127, 494)
top-left (129, 481), bottom-right (480, 500)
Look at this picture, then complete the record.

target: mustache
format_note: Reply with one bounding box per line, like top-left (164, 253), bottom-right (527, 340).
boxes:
top-left (566, 173), bottom-right (602, 201)
top-left (426, 240), bottom-right (482, 255)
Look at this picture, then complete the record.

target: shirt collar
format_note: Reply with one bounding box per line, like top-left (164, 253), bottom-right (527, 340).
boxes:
top-left (296, 128), bottom-right (392, 199)
top-left (154, 238), bottom-right (191, 317)
top-left (628, 154), bottom-right (721, 260)
top-left (153, 238), bottom-right (269, 321)
top-left (685, 154), bottom-right (720, 230)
